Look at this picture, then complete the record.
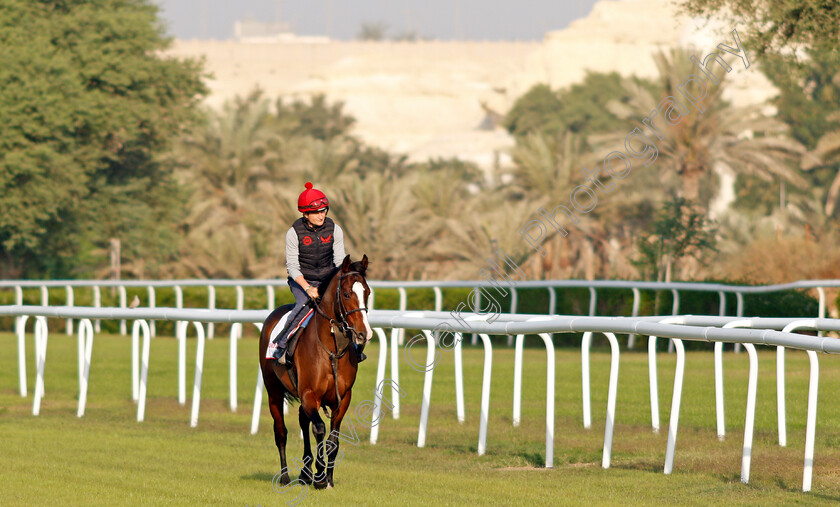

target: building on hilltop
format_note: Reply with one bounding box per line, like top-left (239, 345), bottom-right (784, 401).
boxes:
top-left (234, 19), bottom-right (329, 44)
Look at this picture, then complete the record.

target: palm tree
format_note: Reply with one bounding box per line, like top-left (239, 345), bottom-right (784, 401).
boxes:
top-left (507, 130), bottom-right (621, 279)
top-left (422, 193), bottom-right (537, 279)
top-left (801, 112), bottom-right (840, 216)
top-left (172, 90), bottom-right (289, 278)
top-left (605, 48), bottom-right (808, 213)
top-left (329, 172), bottom-right (434, 280)
top-left (509, 131), bottom-right (601, 200)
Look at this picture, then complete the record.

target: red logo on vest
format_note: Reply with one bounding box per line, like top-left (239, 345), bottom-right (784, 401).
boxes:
top-left (302, 236), bottom-right (313, 246)
top-left (320, 234), bottom-right (332, 243)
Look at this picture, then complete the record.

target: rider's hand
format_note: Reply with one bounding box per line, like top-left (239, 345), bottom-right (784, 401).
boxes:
top-left (305, 286), bottom-right (318, 299)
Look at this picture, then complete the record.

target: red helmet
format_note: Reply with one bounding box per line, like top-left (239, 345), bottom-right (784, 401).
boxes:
top-left (297, 182), bottom-right (329, 213)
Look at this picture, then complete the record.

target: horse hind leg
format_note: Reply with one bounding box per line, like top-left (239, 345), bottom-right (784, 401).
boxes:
top-left (268, 393), bottom-right (290, 486)
top-left (297, 406), bottom-right (314, 485)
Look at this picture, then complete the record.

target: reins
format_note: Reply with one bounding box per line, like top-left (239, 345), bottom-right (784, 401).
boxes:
top-left (307, 270), bottom-right (368, 410)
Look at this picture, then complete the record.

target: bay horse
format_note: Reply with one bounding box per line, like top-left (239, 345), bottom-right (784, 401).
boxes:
top-left (258, 254), bottom-right (372, 489)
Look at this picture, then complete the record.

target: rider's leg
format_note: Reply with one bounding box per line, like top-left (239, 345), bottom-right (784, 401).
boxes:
top-left (273, 278), bottom-right (320, 363)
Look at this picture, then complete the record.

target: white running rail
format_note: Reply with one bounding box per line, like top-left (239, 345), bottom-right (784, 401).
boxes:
top-left (3, 305), bottom-right (840, 492)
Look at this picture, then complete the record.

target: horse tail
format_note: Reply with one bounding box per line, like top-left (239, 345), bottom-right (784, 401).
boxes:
top-left (283, 390), bottom-right (300, 405)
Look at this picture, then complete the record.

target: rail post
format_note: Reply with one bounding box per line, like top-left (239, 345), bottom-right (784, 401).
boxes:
top-left (76, 319), bottom-right (94, 417)
top-left (368, 327), bottom-right (389, 445)
top-left (207, 285), bottom-right (216, 339)
top-left (65, 285), bottom-right (74, 335)
top-left (93, 285), bottom-right (101, 332)
top-left (147, 286), bottom-right (156, 338)
top-left (628, 288), bottom-right (640, 349)
top-left (135, 320), bottom-right (152, 422)
top-left (32, 317), bottom-right (49, 416)
top-left (119, 285), bottom-right (127, 335)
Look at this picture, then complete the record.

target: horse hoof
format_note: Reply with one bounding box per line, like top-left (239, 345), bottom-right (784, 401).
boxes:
top-left (326, 483), bottom-right (333, 490)
top-left (313, 480), bottom-right (328, 490)
top-left (298, 471), bottom-right (313, 485)
top-left (271, 471), bottom-right (292, 493)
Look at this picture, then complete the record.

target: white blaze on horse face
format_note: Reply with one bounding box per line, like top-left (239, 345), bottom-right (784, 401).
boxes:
top-left (352, 281), bottom-right (373, 342)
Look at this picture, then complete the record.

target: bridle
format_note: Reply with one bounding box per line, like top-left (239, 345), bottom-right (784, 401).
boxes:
top-left (310, 270), bottom-right (369, 346)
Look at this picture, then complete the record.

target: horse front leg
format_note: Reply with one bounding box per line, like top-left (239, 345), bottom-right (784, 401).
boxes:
top-left (268, 394), bottom-right (290, 485)
top-left (326, 391), bottom-right (353, 488)
top-left (297, 406), bottom-right (313, 485)
top-left (310, 409), bottom-right (329, 490)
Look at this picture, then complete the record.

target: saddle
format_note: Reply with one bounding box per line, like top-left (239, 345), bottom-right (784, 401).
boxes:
top-left (269, 308), bottom-right (314, 394)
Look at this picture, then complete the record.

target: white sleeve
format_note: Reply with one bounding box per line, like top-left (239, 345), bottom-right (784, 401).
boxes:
top-left (285, 227), bottom-right (303, 280)
top-left (333, 224), bottom-right (347, 266)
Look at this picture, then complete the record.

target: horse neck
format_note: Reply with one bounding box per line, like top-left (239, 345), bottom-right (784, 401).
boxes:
top-left (313, 274), bottom-right (351, 352)
top-left (319, 274), bottom-right (339, 321)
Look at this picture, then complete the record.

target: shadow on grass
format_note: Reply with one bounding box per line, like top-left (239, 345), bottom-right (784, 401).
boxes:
top-left (611, 457), bottom-right (662, 473)
top-left (716, 472), bottom-right (742, 485)
top-left (241, 472), bottom-right (275, 482)
top-left (516, 451), bottom-right (546, 467)
top-left (774, 477), bottom-right (840, 502)
top-left (806, 490), bottom-right (840, 502)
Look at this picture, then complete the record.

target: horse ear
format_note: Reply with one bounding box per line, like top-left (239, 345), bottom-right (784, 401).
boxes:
top-left (361, 254), bottom-right (368, 274)
top-left (341, 254), bottom-right (351, 272)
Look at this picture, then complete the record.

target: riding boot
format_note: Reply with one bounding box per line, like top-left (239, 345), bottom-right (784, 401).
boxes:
top-left (272, 326), bottom-right (292, 365)
top-left (355, 344), bottom-right (367, 362)
top-left (272, 306), bottom-right (307, 365)
top-left (282, 326), bottom-right (306, 365)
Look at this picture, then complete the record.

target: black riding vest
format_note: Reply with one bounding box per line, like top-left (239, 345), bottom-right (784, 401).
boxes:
top-left (293, 216), bottom-right (336, 284)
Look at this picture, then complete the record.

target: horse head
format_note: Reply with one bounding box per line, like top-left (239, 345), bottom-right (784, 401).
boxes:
top-left (331, 254), bottom-right (373, 347)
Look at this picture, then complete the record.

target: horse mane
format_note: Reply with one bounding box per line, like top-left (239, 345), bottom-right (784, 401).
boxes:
top-left (318, 267), bottom-right (341, 297)
top-left (317, 259), bottom-right (367, 297)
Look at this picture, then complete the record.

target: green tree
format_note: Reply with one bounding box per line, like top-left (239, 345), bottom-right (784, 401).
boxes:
top-left (678, 1), bottom-right (840, 229)
top-left (503, 72), bottom-right (657, 140)
top-left (760, 51), bottom-right (840, 150)
top-left (633, 196), bottom-right (717, 284)
top-left (503, 84), bottom-right (566, 139)
top-left (274, 94), bottom-right (356, 142)
top-left (754, 51), bottom-right (840, 221)
top-left (0, 0), bottom-right (206, 278)
top-left (678, 0), bottom-right (840, 59)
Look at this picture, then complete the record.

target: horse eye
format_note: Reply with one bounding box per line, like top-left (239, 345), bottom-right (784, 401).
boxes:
top-left (343, 292), bottom-right (350, 298)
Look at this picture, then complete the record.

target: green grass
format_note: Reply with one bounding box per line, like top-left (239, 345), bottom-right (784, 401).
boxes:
top-left (3, 325), bottom-right (840, 505)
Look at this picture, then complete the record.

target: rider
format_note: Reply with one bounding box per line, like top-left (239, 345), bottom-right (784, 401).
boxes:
top-left (272, 182), bottom-right (351, 365)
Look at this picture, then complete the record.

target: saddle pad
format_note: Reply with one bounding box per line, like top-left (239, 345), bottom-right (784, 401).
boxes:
top-left (299, 309), bottom-right (314, 329)
top-left (264, 308), bottom-right (315, 360)
top-left (265, 313), bottom-right (290, 360)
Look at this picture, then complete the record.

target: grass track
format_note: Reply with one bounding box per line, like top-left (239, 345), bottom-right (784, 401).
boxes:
top-left (3, 325), bottom-right (840, 505)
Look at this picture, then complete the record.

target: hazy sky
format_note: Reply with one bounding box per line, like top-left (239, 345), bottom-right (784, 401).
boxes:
top-left (152, 0), bottom-right (601, 41)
